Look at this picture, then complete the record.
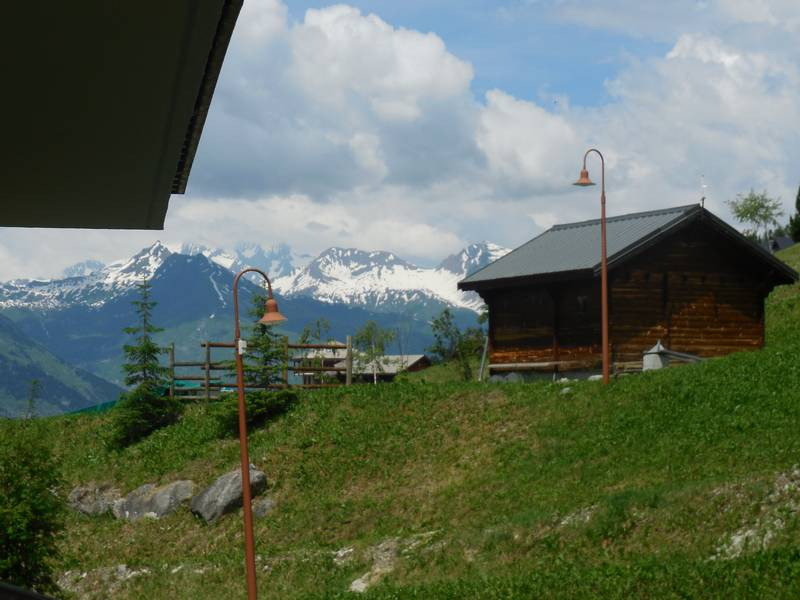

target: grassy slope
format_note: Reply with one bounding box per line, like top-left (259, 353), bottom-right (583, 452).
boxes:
top-left (6, 245), bottom-right (800, 598)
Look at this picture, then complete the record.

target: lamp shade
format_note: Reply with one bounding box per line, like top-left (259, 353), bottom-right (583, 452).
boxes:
top-left (573, 168), bottom-right (595, 187)
top-left (258, 297), bottom-right (287, 325)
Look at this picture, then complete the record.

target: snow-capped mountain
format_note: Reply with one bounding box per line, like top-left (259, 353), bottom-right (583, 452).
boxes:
top-left (272, 242), bottom-right (510, 315)
top-left (0, 240), bottom-right (509, 315)
top-left (178, 242), bottom-right (303, 279)
top-left (0, 241), bottom-right (174, 310)
top-left (62, 259), bottom-right (105, 278)
top-left (437, 242), bottom-right (510, 278)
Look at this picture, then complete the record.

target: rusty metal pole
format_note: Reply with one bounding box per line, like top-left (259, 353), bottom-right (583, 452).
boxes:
top-left (575, 148), bottom-right (610, 384)
top-left (231, 268), bottom-right (287, 600)
top-left (600, 165), bottom-right (610, 385)
top-left (232, 271), bottom-right (258, 600)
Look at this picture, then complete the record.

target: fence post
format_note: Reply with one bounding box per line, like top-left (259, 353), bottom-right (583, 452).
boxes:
top-left (346, 335), bottom-right (353, 386)
top-left (283, 336), bottom-right (289, 388)
top-left (168, 343), bottom-right (175, 398)
top-left (204, 340), bottom-right (211, 401)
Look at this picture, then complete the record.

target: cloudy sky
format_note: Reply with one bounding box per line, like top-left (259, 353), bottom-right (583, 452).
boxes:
top-left (2, 0), bottom-right (799, 279)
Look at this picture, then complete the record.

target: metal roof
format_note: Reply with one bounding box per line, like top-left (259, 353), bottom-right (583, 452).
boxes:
top-left (459, 204), bottom-right (798, 289)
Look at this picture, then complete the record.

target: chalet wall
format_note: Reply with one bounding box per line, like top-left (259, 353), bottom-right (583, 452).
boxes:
top-left (610, 221), bottom-right (765, 361)
top-left (485, 280), bottom-right (601, 368)
top-left (484, 219), bottom-right (772, 371)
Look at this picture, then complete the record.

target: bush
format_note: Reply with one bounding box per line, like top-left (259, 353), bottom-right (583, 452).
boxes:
top-left (109, 384), bottom-right (183, 448)
top-left (0, 420), bottom-right (64, 595)
top-left (216, 389), bottom-right (298, 437)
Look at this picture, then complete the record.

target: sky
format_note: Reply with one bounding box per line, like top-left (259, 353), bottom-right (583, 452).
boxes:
top-left (2, 0), bottom-right (799, 279)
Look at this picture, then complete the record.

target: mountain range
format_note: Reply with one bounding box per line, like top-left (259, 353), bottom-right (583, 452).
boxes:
top-left (0, 240), bottom-right (508, 414)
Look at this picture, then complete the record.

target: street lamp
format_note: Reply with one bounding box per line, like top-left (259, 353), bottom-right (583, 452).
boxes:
top-left (232, 268), bottom-right (287, 600)
top-left (573, 148), bottom-right (610, 385)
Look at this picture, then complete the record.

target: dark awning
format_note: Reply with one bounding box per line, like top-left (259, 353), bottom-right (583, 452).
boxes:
top-left (0, 1), bottom-right (242, 229)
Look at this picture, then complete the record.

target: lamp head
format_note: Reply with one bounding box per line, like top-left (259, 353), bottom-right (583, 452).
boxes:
top-left (258, 296), bottom-right (287, 326)
top-left (573, 168), bottom-right (595, 187)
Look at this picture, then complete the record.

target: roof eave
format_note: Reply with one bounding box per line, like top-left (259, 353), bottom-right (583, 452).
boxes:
top-left (170, 0), bottom-right (243, 196)
top-left (458, 268), bottom-right (595, 292)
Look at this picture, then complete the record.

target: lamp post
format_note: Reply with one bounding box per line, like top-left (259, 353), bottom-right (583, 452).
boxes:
top-left (573, 148), bottom-right (610, 385)
top-left (232, 268), bottom-right (287, 600)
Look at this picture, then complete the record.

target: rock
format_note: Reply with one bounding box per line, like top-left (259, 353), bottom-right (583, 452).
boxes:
top-left (587, 374), bottom-right (603, 381)
top-left (560, 387), bottom-right (572, 395)
top-left (112, 480), bottom-right (195, 521)
top-left (58, 564), bottom-right (150, 596)
top-left (332, 547), bottom-right (354, 567)
top-left (68, 482), bottom-right (121, 515)
top-left (191, 466), bottom-right (267, 523)
top-left (252, 496), bottom-right (276, 518)
top-left (349, 538), bottom-right (399, 593)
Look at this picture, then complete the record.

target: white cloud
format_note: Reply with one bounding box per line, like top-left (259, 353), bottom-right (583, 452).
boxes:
top-left (2, 0), bottom-right (799, 280)
top-left (477, 89), bottom-right (584, 194)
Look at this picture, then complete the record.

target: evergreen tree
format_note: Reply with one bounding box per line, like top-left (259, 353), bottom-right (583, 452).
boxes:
top-left (241, 293), bottom-right (286, 388)
top-left (122, 279), bottom-right (168, 389)
top-left (111, 279), bottom-right (180, 448)
top-left (789, 184), bottom-right (800, 242)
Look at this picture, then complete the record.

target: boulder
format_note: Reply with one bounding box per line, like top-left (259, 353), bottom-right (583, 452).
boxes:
top-left (112, 480), bottom-right (195, 521)
top-left (68, 483), bottom-right (121, 515)
top-left (191, 466), bottom-right (267, 523)
top-left (253, 496), bottom-right (276, 518)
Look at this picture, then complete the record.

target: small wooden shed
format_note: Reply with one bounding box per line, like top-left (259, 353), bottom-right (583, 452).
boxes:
top-left (458, 204), bottom-right (798, 375)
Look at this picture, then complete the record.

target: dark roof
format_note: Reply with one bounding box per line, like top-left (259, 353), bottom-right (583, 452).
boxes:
top-left (1, 1), bottom-right (242, 229)
top-left (459, 204), bottom-right (798, 290)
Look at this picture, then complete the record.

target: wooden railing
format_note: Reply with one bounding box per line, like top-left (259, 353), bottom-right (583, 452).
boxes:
top-left (167, 337), bottom-right (354, 400)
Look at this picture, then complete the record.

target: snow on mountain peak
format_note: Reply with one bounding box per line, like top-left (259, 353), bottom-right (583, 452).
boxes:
top-left (437, 241), bottom-right (510, 277)
top-left (272, 243), bottom-right (507, 313)
top-left (62, 259), bottom-right (105, 279)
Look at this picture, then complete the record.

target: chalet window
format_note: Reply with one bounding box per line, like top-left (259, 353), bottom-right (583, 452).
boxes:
top-left (576, 295), bottom-right (588, 314)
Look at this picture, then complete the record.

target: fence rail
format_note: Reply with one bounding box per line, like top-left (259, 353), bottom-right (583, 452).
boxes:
top-left (168, 336), bottom-right (353, 399)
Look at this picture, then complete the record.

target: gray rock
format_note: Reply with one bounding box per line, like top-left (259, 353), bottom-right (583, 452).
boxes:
top-left (191, 466), bottom-right (267, 523)
top-left (112, 480), bottom-right (195, 521)
top-left (253, 496), bottom-right (276, 518)
top-left (68, 483), bottom-right (121, 515)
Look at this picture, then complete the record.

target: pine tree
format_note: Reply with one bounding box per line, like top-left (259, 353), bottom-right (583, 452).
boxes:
top-left (111, 279), bottom-right (180, 448)
top-left (241, 293), bottom-right (285, 388)
top-left (789, 184), bottom-right (800, 242)
top-left (122, 279), bottom-right (168, 389)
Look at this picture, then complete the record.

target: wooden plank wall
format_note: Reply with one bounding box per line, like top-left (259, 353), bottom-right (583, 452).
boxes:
top-left (485, 221), bottom-right (769, 369)
top-left (610, 222), bottom-right (764, 361)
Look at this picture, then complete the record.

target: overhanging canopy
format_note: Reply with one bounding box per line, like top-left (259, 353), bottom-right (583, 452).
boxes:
top-left (0, 1), bottom-right (242, 229)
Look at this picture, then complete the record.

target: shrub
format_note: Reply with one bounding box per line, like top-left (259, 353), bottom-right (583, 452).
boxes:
top-left (216, 389), bottom-right (298, 437)
top-left (109, 384), bottom-right (183, 448)
top-left (0, 420), bottom-right (64, 595)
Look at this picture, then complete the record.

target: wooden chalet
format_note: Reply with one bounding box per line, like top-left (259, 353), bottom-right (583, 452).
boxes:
top-left (458, 204), bottom-right (798, 375)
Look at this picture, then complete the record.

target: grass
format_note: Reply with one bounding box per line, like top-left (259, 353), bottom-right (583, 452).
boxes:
top-left (3, 244), bottom-right (800, 598)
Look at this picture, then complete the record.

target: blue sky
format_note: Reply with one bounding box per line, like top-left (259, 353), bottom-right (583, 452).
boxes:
top-left (1, 0), bottom-right (798, 278)
top-left (283, 1), bottom-right (669, 107)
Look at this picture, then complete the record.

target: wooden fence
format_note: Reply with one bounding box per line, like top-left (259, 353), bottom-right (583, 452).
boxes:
top-left (167, 337), bottom-right (353, 400)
